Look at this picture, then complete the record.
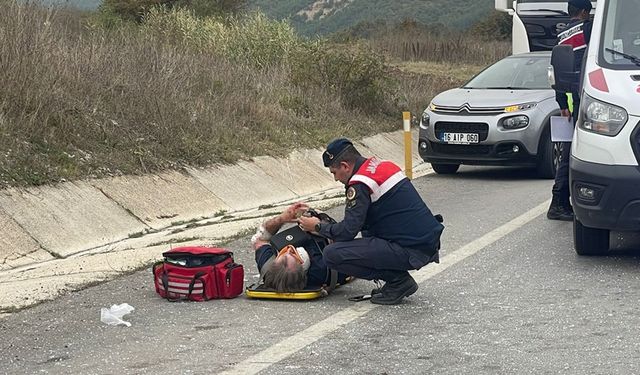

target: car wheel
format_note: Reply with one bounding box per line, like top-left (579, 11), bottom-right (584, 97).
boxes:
top-left (573, 217), bottom-right (610, 256)
top-left (535, 127), bottom-right (558, 179)
top-left (431, 163), bottom-right (460, 174)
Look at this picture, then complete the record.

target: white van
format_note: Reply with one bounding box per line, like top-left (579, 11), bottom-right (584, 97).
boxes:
top-left (551, 0), bottom-right (640, 255)
top-left (495, 0), bottom-right (597, 54)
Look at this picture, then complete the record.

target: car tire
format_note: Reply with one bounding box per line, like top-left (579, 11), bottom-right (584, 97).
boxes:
top-left (535, 127), bottom-right (559, 179)
top-left (573, 217), bottom-right (610, 256)
top-left (431, 163), bottom-right (460, 174)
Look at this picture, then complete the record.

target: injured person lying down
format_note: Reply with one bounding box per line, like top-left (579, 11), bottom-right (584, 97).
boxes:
top-left (251, 202), bottom-right (349, 292)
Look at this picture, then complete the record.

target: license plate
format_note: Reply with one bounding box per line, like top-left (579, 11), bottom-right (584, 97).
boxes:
top-left (441, 132), bottom-right (479, 144)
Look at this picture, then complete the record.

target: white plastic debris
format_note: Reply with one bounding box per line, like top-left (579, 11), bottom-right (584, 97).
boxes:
top-left (100, 303), bottom-right (135, 327)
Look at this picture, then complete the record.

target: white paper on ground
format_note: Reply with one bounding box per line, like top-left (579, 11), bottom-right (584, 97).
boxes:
top-left (100, 303), bottom-right (135, 327)
top-left (550, 116), bottom-right (575, 142)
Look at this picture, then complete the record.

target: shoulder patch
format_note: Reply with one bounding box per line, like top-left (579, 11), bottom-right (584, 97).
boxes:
top-left (346, 186), bottom-right (357, 200)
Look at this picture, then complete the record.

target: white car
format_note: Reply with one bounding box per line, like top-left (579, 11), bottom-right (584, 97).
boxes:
top-left (418, 52), bottom-right (561, 178)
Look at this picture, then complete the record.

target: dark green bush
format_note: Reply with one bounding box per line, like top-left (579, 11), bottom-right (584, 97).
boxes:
top-left (468, 11), bottom-right (512, 41)
top-left (291, 42), bottom-right (394, 114)
top-left (100, 0), bottom-right (246, 23)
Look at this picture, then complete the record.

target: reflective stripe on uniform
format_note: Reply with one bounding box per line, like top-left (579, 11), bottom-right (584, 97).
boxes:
top-left (350, 170), bottom-right (406, 203)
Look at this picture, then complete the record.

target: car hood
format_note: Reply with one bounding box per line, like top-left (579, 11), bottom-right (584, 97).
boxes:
top-left (432, 88), bottom-right (555, 107)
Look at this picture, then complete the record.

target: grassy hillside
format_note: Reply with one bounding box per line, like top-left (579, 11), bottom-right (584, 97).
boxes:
top-left (0, 1), bottom-right (506, 188)
top-left (248, 0), bottom-right (495, 36)
top-left (34, 0), bottom-right (496, 36)
top-left (30, 0), bottom-right (101, 10)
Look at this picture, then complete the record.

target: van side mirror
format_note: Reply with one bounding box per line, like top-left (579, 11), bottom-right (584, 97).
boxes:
top-left (495, 0), bottom-right (513, 13)
top-left (550, 45), bottom-right (578, 92)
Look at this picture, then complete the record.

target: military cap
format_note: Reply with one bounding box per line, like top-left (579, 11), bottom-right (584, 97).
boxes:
top-left (323, 138), bottom-right (353, 167)
top-left (568, 0), bottom-right (592, 11)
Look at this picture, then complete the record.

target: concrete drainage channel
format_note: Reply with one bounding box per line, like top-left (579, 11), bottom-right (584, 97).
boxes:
top-left (0, 130), bottom-right (432, 315)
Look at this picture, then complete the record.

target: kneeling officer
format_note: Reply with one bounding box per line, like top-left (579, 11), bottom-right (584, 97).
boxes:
top-left (298, 138), bottom-right (444, 305)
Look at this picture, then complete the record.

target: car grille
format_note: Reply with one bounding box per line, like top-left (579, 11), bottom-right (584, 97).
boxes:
top-left (434, 122), bottom-right (489, 141)
top-left (431, 142), bottom-right (492, 155)
top-left (432, 104), bottom-right (504, 115)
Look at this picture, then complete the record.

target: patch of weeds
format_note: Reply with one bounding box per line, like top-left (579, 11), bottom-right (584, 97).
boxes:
top-left (128, 230), bottom-right (146, 238)
top-left (170, 217), bottom-right (200, 227)
top-left (0, 306), bottom-right (22, 314)
top-left (184, 221), bottom-right (216, 230)
top-left (279, 94), bottom-right (311, 118)
top-left (157, 213), bottom-right (179, 219)
top-left (149, 237), bottom-right (202, 247)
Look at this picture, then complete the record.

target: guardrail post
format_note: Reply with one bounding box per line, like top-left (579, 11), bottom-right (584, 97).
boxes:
top-left (403, 111), bottom-right (413, 180)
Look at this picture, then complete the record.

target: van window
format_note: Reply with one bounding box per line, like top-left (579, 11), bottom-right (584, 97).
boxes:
top-left (601, 0), bottom-right (640, 68)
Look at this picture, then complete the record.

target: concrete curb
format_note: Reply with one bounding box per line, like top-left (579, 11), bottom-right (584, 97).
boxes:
top-left (0, 129), bottom-right (432, 313)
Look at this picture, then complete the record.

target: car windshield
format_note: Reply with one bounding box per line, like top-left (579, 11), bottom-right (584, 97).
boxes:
top-left (462, 55), bottom-right (552, 90)
top-left (601, 0), bottom-right (640, 68)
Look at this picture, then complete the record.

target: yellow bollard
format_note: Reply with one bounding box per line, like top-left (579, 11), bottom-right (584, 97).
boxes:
top-left (403, 111), bottom-right (413, 180)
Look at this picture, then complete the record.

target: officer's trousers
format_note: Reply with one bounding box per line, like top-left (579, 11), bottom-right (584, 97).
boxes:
top-left (322, 237), bottom-right (437, 282)
top-left (551, 97), bottom-right (580, 206)
top-left (551, 142), bottom-right (571, 205)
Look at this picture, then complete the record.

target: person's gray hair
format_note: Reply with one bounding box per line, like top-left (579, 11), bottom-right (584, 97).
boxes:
top-left (263, 257), bottom-right (307, 292)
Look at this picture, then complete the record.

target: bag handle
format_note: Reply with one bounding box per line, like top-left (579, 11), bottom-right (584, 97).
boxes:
top-left (188, 272), bottom-right (208, 300)
top-left (160, 271), bottom-right (181, 302)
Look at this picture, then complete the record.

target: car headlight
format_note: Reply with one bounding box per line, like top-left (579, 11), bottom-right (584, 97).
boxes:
top-left (502, 115), bottom-right (529, 130)
top-left (579, 94), bottom-right (628, 136)
top-left (420, 110), bottom-right (430, 129)
top-left (504, 103), bottom-right (537, 113)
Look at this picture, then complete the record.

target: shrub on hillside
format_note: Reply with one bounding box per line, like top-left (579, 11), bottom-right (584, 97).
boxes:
top-left (331, 17), bottom-right (510, 65)
top-left (100, 0), bottom-right (246, 22)
top-left (142, 8), bottom-right (298, 68)
top-left (468, 11), bottom-right (512, 41)
top-left (225, 12), bottom-right (298, 69)
top-left (100, 0), bottom-right (171, 22)
top-left (291, 42), bottom-right (394, 114)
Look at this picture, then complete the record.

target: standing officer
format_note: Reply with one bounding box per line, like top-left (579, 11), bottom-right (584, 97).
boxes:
top-left (298, 138), bottom-right (444, 305)
top-left (547, 0), bottom-right (593, 221)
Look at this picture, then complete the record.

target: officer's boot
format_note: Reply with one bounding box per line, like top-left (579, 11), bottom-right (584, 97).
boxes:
top-left (370, 280), bottom-right (385, 296)
top-left (370, 273), bottom-right (418, 305)
top-left (547, 195), bottom-right (573, 221)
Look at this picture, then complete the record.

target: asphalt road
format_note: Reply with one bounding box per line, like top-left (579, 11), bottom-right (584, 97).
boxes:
top-left (2, 166), bottom-right (640, 375)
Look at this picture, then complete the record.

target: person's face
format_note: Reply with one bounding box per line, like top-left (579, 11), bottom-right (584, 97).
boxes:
top-left (329, 161), bottom-right (352, 185)
top-left (275, 245), bottom-right (304, 269)
top-left (578, 8), bottom-right (590, 20)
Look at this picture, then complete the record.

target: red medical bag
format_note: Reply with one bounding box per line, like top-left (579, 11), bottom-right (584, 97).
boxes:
top-left (153, 246), bottom-right (244, 301)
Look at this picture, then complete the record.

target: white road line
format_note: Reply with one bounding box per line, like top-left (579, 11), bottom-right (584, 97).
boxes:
top-left (219, 200), bottom-right (550, 375)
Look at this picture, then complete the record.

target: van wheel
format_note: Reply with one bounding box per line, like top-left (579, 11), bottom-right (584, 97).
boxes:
top-left (431, 163), bottom-right (460, 174)
top-left (573, 218), bottom-right (610, 256)
top-left (536, 127), bottom-right (559, 179)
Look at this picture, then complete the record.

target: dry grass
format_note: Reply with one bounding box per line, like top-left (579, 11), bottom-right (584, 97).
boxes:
top-left (367, 28), bottom-right (511, 66)
top-left (391, 61), bottom-right (484, 81)
top-left (0, 1), bottom-right (495, 188)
